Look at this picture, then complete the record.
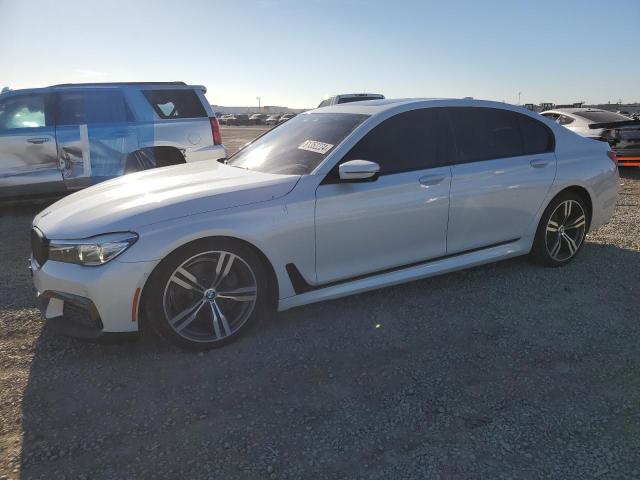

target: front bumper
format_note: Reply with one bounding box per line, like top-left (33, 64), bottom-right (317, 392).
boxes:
top-left (32, 256), bottom-right (157, 338)
top-left (36, 290), bottom-right (136, 341)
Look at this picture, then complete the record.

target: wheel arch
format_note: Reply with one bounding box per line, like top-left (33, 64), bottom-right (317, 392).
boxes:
top-left (137, 235), bottom-right (279, 329)
top-left (555, 185), bottom-right (593, 227)
top-left (125, 146), bottom-right (186, 172)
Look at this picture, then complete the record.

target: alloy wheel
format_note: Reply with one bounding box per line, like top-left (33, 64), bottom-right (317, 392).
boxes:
top-left (162, 251), bottom-right (258, 343)
top-left (545, 199), bottom-right (587, 262)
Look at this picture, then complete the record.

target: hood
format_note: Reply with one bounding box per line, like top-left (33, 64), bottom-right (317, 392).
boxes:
top-left (34, 161), bottom-right (300, 239)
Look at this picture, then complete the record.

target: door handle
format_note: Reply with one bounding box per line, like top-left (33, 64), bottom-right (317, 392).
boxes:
top-left (530, 159), bottom-right (549, 168)
top-left (27, 137), bottom-right (50, 144)
top-left (419, 174), bottom-right (445, 186)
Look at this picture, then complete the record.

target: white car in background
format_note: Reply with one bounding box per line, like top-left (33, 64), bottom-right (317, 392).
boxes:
top-left (541, 108), bottom-right (640, 167)
top-left (31, 98), bottom-right (619, 350)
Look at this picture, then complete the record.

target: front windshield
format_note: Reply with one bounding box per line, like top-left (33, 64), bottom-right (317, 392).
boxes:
top-left (227, 112), bottom-right (368, 175)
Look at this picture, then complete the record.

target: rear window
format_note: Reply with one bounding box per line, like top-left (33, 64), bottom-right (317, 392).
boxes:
top-left (143, 89), bottom-right (207, 119)
top-left (575, 110), bottom-right (631, 124)
top-left (337, 96), bottom-right (384, 105)
top-left (227, 113), bottom-right (368, 175)
top-left (448, 107), bottom-right (523, 162)
top-left (517, 113), bottom-right (554, 154)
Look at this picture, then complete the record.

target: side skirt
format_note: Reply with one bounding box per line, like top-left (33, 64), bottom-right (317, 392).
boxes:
top-left (277, 237), bottom-right (531, 311)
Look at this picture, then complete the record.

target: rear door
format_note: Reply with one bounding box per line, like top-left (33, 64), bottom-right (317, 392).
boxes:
top-left (0, 92), bottom-right (63, 198)
top-left (54, 88), bottom-right (138, 191)
top-left (446, 107), bottom-right (556, 254)
top-left (315, 108), bottom-right (453, 284)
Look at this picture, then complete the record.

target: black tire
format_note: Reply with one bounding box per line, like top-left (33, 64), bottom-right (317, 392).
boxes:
top-left (143, 238), bottom-right (271, 350)
top-left (530, 191), bottom-right (590, 267)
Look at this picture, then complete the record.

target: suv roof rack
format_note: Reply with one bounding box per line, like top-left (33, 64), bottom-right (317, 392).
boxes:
top-left (50, 81), bottom-right (187, 87)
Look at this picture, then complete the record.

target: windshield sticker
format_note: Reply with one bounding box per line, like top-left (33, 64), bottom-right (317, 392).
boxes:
top-left (298, 140), bottom-right (334, 155)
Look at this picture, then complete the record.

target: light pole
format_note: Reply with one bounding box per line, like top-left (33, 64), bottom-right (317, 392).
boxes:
top-left (256, 97), bottom-right (261, 112)
top-left (518, 92), bottom-right (522, 105)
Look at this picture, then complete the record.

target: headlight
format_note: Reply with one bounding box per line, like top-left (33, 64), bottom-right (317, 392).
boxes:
top-left (48, 232), bottom-right (138, 266)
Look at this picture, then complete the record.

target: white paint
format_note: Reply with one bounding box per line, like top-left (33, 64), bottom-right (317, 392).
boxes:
top-left (79, 124), bottom-right (92, 178)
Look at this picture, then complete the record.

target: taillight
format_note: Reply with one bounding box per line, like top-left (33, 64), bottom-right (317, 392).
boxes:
top-left (607, 150), bottom-right (618, 166)
top-left (210, 117), bottom-right (222, 145)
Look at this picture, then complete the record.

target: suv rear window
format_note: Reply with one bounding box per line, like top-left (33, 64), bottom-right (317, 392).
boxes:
top-left (143, 89), bottom-right (207, 119)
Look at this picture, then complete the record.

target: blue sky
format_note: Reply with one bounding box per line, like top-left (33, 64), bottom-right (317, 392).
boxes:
top-left (1, 0), bottom-right (638, 108)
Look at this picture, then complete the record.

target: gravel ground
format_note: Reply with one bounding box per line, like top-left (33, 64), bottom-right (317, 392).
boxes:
top-left (0, 128), bottom-right (639, 479)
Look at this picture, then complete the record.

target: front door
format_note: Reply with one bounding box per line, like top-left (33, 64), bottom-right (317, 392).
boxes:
top-left (0, 93), bottom-right (63, 199)
top-left (315, 108), bottom-right (454, 284)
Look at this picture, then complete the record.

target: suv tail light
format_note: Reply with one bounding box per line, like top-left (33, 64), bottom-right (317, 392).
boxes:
top-left (607, 150), bottom-right (618, 166)
top-left (210, 117), bottom-right (222, 145)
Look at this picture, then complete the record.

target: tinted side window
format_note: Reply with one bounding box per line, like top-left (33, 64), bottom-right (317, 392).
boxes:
top-left (517, 114), bottom-right (554, 154)
top-left (0, 94), bottom-right (48, 130)
top-left (143, 89), bottom-right (206, 119)
top-left (343, 108), bottom-right (449, 175)
top-left (448, 107), bottom-right (523, 163)
top-left (56, 90), bottom-right (130, 125)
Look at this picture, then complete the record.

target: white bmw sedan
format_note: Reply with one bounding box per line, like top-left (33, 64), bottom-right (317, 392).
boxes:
top-left (31, 99), bottom-right (619, 349)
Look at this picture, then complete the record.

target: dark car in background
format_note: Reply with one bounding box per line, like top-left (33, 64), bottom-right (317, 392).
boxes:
top-left (265, 114), bottom-right (281, 126)
top-left (249, 113), bottom-right (267, 125)
top-left (219, 114), bottom-right (252, 126)
top-left (278, 113), bottom-right (296, 123)
top-left (318, 93), bottom-right (385, 108)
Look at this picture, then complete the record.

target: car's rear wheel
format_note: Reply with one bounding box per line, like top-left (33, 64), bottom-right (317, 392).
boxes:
top-left (144, 239), bottom-right (269, 350)
top-left (530, 191), bottom-right (589, 267)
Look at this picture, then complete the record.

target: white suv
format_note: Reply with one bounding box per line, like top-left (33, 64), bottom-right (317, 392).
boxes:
top-left (0, 82), bottom-right (225, 200)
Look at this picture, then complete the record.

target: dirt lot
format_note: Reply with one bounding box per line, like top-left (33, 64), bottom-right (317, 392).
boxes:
top-left (1, 127), bottom-right (639, 479)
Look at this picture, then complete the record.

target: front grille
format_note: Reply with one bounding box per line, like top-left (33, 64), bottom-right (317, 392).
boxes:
top-left (31, 227), bottom-right (49, 266)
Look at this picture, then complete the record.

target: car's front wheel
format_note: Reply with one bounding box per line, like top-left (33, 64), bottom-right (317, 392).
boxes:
top-left (143, 239), bottom-right (269, 350)
top-left (530, 191), bottom-right (589, 267)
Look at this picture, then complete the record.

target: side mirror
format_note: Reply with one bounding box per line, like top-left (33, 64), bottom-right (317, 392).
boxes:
top-left (338, 160), bottom-right (380, 181)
